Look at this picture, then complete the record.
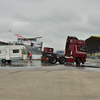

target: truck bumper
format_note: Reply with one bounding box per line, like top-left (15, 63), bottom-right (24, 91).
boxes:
top-left (41, 57), bottom-right (50, 63)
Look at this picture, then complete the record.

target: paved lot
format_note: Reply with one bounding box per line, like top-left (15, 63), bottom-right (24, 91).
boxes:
top-left (0, 60), bottom-right (100, 100)
top-left (0, 69), bottom-right (100, 100)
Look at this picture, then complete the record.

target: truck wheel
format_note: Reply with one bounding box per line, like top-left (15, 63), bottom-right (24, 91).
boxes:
top-left (75, 58), bottom-right (81, 65)
top-left (50, 57), bottom-right (57, 64)
top-left (2, 59), bottom-right (6, 63)
top-left (59, 57), bottom-right (66, 64)
top-left (82, 62), bottom-right (84, 64)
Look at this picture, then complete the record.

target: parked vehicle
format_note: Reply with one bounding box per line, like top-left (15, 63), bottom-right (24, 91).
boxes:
top-left (41, 36), bottom-right (87, 65)
top-left (0, 45), bottom-right (26, 63)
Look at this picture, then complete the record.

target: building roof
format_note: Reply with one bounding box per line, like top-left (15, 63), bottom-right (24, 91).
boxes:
top-left (85, 36), bottom-right (100, 53)
top-left (23, 36), bottom-right (42, 40)
top-left (85, 36), bottom-right (100, 42)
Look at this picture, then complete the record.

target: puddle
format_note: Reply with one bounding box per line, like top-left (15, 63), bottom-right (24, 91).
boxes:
top-left (0, 60), bottom-right (36, 67)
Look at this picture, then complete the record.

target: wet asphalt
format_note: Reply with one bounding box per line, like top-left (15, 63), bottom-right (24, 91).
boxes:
top-left (0, 60), bottom-right (100, 72)
top-left (0, 60), bottom-right (100, 100)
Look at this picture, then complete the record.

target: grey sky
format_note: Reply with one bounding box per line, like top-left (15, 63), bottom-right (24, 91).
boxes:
top-left (0, 0), bottom-right (100, 50)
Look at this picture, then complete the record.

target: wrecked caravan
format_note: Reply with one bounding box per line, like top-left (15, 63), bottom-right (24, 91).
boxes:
top-left (0, 45), bottom-right (26, 63)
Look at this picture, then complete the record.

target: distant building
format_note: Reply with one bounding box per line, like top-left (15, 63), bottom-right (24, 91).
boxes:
top-left (0, 41), bottom-right (9, 45)
top-left (85, 36), bottom-right (100, 58)
top-left (56, 50), bottom-right (64, 56)
top-left (17, 36), bottom-right (43, 55)
top-left (85, 36), bottom-right (100, 53)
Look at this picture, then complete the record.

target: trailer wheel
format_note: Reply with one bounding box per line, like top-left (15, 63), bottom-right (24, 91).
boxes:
top-left (50, 57), bottom-right (57, 64)
top-left (75, 58), bottom-right (81, 65)
top-left (59, 57), bottom-right (66, 64)
top-left (2, 59), bottom-right (6, 63)
top-left (7, 60), bottom-right (11, 63)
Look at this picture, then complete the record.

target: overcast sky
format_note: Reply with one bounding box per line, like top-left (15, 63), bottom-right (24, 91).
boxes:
top-left (0, 0), bottom-right (100, 50)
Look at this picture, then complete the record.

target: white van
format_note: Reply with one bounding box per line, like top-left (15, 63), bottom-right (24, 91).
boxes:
top-left (0, 45), bottom-right (26, 63)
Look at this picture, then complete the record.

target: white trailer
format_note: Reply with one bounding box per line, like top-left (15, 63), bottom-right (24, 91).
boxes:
top-left (0, 45), bottom-right (26, 63)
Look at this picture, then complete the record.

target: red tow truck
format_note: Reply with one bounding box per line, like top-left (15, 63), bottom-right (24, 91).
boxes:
top-left (41, 36), bottom-right (87, 65)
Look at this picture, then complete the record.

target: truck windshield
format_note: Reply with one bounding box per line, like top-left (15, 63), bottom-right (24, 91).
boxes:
top-left (80, 46), bottom-right (86, 52)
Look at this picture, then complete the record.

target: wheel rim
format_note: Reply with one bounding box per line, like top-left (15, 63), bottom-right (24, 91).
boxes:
top-left (61, 58), bottom-right (65, 63)
top-left (2, 59), bottom-right (6, 63)
top-left (51, 58), bottom-right (56, 63)
top-left (78, 58), bottom-right (81, 63)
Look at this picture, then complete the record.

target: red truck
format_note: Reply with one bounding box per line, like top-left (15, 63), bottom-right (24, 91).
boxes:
top-left (41, 36), bottom-right (87, 65)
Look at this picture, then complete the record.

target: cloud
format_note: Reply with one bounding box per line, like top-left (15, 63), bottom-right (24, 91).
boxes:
top-left (88, 13), bottom-right (100, 28)
top-left (0, 0), bottom-right (100, 50)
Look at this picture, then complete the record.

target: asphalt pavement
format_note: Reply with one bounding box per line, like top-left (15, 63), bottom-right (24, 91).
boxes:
top-left (0, 60), bottom-right (100, 100)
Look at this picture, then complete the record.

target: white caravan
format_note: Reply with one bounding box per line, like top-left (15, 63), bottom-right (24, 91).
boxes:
top-left (0, 45), bottom-right (26, 63)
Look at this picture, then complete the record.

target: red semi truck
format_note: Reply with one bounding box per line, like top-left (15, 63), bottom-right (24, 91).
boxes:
top-left (41, 36), bottom-right (87, 65)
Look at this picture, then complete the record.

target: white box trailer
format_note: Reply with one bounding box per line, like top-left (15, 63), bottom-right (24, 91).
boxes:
top-left (0, 45), bottom-right (26, 63)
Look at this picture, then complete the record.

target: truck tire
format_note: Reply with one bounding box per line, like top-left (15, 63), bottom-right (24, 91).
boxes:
top-left (7, 60), bottom-right (11, 63)
top-left (82, 62), bottom-right (84, 64)
top-left (59, 57), bottom-right (66, 64)
top-left (50, 57), bottom-right (57, 64)
top-left (75, 58), bottom-right (81, 65)
top-left (2, 59), bottom-right (6, 63)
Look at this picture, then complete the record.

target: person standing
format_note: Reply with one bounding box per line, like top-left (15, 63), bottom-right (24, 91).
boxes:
top-left (30, 52), bottom-right (32, 59)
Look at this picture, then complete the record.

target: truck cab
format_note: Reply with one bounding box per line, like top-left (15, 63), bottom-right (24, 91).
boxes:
top-left (41, 36), bottom-right (87, 65)
top-left (65, 36), bottom-right (87, 64)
